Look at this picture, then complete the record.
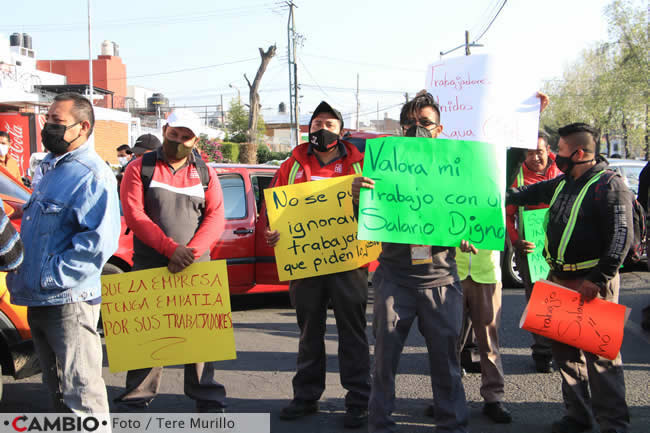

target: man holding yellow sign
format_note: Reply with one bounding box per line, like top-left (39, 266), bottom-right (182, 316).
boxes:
top-left (265, 101), bottom-right (371, 429)
top-left (115, 109), bottom-right (228, 413)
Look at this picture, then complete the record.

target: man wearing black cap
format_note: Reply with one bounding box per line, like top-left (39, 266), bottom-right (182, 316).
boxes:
top-left (132, 133), bottom-right (161, 157)
top-left (265, 101), bottom-right (371, 429)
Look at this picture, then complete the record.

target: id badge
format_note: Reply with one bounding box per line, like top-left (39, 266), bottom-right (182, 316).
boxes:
top-left (411, 245), bottom-right (432, 265)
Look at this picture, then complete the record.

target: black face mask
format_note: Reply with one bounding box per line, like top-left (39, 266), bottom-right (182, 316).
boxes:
top-left (555, 149), bottom-right (594, 174)
top-left (405, 125), bottom-right (432, 138)
top-left (41, 122), bottom-right (81, 155)
top-left (309, 129), bottom-right (339, 152)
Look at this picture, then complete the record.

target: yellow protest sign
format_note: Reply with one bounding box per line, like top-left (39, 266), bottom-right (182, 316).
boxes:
top-left (264, 175), bottom-right (381, 281)
top-left (100, 260), bottom-right (235, 372)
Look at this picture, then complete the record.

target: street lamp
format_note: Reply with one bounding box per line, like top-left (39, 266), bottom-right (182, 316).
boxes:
top-left (229, 83), bottom-right (241, 104)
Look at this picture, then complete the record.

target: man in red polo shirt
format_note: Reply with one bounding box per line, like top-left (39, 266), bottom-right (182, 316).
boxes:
top-left (266, 101), bottom-right (370, 429)
top-left (116, 109), bottom-right (227, 411)
top-left (505, 130), bottom-right (561, 373)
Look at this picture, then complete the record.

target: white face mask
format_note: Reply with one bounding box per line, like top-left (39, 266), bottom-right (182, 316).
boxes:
top-left (0, 144), bottom-right (8, 157)
top-left (118, 156), bottom-right (129, 167)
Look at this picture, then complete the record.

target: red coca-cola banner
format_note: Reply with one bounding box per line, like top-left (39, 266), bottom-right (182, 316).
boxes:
top-left (0, 112), bottom-right (34, 177)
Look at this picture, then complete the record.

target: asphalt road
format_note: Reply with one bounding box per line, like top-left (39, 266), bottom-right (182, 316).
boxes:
top-left (2, 272), bottom-right (649, 433)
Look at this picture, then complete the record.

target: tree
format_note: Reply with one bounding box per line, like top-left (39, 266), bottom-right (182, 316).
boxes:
top-left (240, 45), bottom-right (276, 164)
top-left (541, 0), bottom-right (648, 158)
top-left (225, 98), bottom-right (248, 143)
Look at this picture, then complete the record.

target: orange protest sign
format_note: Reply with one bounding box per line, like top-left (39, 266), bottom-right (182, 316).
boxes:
top-left (520, 280), bottom-right (629, 360)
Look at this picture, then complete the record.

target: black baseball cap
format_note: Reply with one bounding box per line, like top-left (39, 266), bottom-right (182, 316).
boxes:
top-left (132, 134), bottom-right (161, 155)
top-left (310, 101), bottom-right (344, 131)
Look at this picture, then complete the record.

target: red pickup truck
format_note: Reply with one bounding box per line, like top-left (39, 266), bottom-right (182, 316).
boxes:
top-left (208, 163), bottom-right (286, 294)
top-left (103, 163), bottom-right (287, 294)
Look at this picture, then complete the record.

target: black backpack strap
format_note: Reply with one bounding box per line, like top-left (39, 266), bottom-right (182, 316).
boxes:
top-left (140, 151), bottom-right (157, 195)
top-left (192, 149), bottom-right (210, 190)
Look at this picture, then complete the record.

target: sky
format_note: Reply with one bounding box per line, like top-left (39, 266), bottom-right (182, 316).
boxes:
top-left (1, 0), bottom-right (630, 125)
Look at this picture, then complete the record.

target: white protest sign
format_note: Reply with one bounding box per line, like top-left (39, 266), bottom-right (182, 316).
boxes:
top-left (425, 54), bottom-right (540, 149)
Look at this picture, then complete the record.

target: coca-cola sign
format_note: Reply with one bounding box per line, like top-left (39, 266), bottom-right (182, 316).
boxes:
top-left (0, 113), bottom-right (33, 177)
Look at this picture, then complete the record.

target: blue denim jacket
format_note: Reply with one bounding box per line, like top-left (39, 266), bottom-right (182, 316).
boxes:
top-left (7, 143), bottom-right (120, 306)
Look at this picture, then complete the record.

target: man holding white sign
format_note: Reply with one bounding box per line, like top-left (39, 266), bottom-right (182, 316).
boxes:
top-left (265, 101), bottom-right (371, 429)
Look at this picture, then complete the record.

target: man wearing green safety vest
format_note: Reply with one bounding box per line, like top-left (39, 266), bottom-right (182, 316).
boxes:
top-left (505, 131), bottom-right (561, 373)
top-left (507, 123), bottom-right (632, 433)
top-left (265, 101), bottom-right (370, 429)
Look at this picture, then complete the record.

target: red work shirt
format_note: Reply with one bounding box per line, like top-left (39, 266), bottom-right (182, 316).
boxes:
top-left (506, 155), bottom-right (561, 243)
top-left (121, 151), bottom-right (225, 261)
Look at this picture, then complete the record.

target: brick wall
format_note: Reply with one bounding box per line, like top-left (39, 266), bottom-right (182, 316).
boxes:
top-left (93, 120), bottom-right (128, 164)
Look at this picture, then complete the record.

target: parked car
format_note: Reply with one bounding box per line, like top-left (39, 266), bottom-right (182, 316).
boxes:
top-left (342, 131), bottom-right (390, 153)
top-left (208, 163), bottom-right (288, 294)
top-left (0, 166), bottom-right (38, 401)
top-left (0, 165), bottom-right (135, 400)
top-left (607, 158), bottom-right (646, 196)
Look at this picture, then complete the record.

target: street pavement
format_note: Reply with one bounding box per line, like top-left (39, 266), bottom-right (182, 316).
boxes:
top-left (2, 272), bottom-right (649, 433)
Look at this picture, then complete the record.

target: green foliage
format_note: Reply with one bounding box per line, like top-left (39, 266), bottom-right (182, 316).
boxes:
top-left (257, 145), bottom-right (290, 164)
top-left (541, 0), bottom-right (649, 158)
top-left (220, 142), bottom-right (240, 163)
top-left (257, 145), bottom-right (271, 163)
top-left (226, 99), bottom-right (249, 143)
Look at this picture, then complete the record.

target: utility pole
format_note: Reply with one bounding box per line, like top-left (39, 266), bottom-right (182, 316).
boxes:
top-left (87, 0), bottom-right (94, 104)
top-left (465, 30), bottom-right (471, 56)
top-left (355, 73), bottom-right (360, 131)
top-left (286, 1), bottom-right (299, 147)
top-left (404, 92), bottom-right (409, 103)
top-left (220, 94), bottom-right (225, 127)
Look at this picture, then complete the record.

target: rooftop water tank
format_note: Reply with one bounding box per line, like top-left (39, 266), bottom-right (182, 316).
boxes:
top-left (22, 33), bottom-right (32, 50)
top-left (147, 93), bottom-right (169, 112)
top-left (101, 40), bottom-right (113, 56)
top-left (10, 33), bottom-right (22, 47)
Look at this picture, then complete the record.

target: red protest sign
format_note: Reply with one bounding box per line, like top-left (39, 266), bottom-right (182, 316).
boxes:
top-left (520, 280), bottom-right (629, 360)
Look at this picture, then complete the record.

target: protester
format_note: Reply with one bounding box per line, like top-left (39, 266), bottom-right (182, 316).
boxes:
top-left (352, 91), bottom-right (475, 433)
top-left (637, 161), bottom-right (650, 331)
top-left (505, 130), bottom-right (561, 373)
top-left (116, 108), bottom-right (227, 412)
top-left (116, 144), bottom-right (134, 168)
top-left (455, 248), bottom-right (511, 423)
top-left (7, 93), bottom-right (120, 413)
top-left (265, 101), bottom-right (371, 429)
top-left (507, 122), bottom-right (632, 433)
top-left (0, 198), bottom-right (23, 272)
top-left (452, 94), bottom-right (550, 425)
top-left (131, 133), bottom-right (161, 158)
top-left (0, 131), bottom-right (21, 179)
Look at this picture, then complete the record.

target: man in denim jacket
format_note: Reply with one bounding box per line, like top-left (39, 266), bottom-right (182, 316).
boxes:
top-left (7, 93), bottom-right (120, 413)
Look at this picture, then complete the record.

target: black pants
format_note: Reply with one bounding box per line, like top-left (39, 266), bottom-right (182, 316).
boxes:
top-left (289, 268), bottom-right (371, 408)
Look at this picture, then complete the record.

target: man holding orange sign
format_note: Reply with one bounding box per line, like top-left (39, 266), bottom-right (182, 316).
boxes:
top-left (507, 123), bottom-right (632, 433)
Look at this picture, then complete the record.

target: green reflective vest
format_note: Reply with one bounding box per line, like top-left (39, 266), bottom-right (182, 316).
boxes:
top-left (288, 160), bottom-right (362, 184)
top-left (544, 170), bottom-right (605, 272)
top-left (456, 249), bottom-right (501, 284)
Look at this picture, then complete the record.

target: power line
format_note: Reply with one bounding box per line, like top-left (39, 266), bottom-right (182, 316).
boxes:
top-left (97, 57), bottom-right (259, 81)
top-left (302, 53), bottom-right (423, 73)
top-left (470, 0), bottom-right (501, 38)
top-left (472, 0), bottom-right (508, 43)
top-left (301, 84), bottom-right (404, 95)
top-left (297, 58), bottom-right (332, 101)
top-left (0, 3), bottom-right (276, 32)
